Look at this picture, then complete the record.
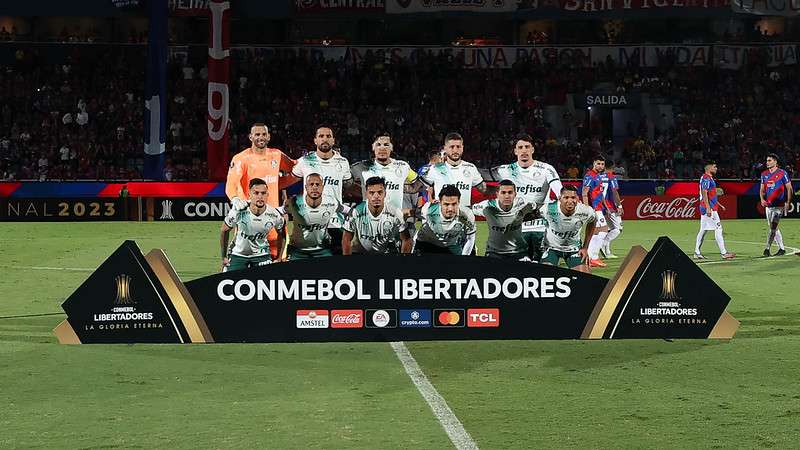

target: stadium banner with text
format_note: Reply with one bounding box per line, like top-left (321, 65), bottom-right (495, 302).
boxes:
top-left (386, 0), bottom-right (518, 13)
top-left (207, 0), bottom-right (231, 181)
top-left (519, 0), bottom-right (731, 17)
top-left (623, 195), bottom-right (738, 220)
top-left (736, 195), bottom-right (800, 219)
top-left (731, 0), bottom-right (800, 15)
top-left (295, 0), bottom-right (385, 12)
top-left (0, 198), bottom-right (126, 222)
top-left (234, 44), bottom-right (800, 69)
top-left (53, 237), bottom-right (739, 344)
top-left (150, 197), bottom-right (231, 221)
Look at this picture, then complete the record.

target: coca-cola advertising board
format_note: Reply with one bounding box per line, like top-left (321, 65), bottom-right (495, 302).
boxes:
top-left (625, 195), bottom-right (738, 220)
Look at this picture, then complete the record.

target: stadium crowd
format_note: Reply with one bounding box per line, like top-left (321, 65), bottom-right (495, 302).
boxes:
top-left (1, 45), bottom-right (799, 181)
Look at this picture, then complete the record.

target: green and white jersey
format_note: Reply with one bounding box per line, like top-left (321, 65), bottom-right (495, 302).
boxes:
top-left (224, 205), bottom-right (285, 258)
top-left (539, 202), bottom-right (595, 253)
top-left (343, 202), bottom-right (407, 254)
top-left (472, 198), bottom-right (536, 255)
top-left (291, 151), bottom-right (352, 228)
top-left (285, 195), bottom-right (344, 251)
top-left (420, 161), bottom-right (483, 207)
top-left (494, 161), bottom-right (562, 232)
top-left (416, 203), bottom-right (476, 252)
top-left (351, 158), bottom-right (417, 209)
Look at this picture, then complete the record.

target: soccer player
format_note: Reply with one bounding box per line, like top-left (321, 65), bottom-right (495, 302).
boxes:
top-left (472, 180), bottom-right (538, 259)
top-left (694, 162), bottom-right (735, 260)
top-left (225, 123), bottom-right (296, 260)
top-left (582, 155), bottom-right (610, 268)
top-left (760, 153), bottom-right (794, 257)
top-left (420, 132), bottom-right (492, 207)
top-left (494, 133), bottom-right (563, 262)
top-left (540, 185), bottom-right (597, 273)
top-left (342, 177), bottom-right (412, 255)
top-left (220, 178), bottom-right (286, 272)
top-left (291, 126), bottom-right (353, 254)
top-left (284, 173), bottom-right (346, 260)
top-left (350, 132), bottom-right (420, 210)
top-left (414, 185), bottom-right (477, 255)
top-left (601, 160), bottom-right (624, 259)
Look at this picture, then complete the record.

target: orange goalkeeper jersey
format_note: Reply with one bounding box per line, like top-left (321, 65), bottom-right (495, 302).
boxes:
top-left (225, 147), bottom-right (296, 207)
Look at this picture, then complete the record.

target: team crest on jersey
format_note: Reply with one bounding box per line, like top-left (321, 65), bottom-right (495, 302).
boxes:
top-left (463, 168), bottom-right (470, 177)
top-left (395, 167), bottom-right (403, 178)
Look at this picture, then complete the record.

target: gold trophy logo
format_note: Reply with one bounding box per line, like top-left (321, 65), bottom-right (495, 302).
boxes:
top-left (114, 274), bottom-right (135, 305)
top-left (660, 270), bottom-right (680, 300)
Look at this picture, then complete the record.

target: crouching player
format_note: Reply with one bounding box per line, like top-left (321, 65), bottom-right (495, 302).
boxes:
top-left (284, 173), bottom-right (347, 259)
top-left (342, 177), bottom-right (413, 255)
top-left (472, 179), bottom-right (538, 260)
top-left (220, 178), bottom-right (286, 271)
top-left (414, 185), bottom-right (477, 255)
top-left (540, 185), bottom-right (596, 273)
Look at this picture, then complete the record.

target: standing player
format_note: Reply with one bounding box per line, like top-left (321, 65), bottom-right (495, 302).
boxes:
top-left (350, 132), bottom-right (420, 209)
top-left (694, 162), bottom-right (736, 260)
top-left (220, 178), bottom-right (286, 272)
top-left (284, 173), bottom-right (347, 260)
top-left (226, 123), bottom-right (296, 260)
top-left (760, 153), bottom-right (794, 256)
top-left (601, 160), bottom-right (624, 259)
top-left (472, 180), bottom-right (538, 259)
top-left (414, 185), bottom-right (476, 255)
top-left (582, 155), bottom-right (610, 268)
top-left (291, 126), bottom-right (353, 254)
top-left (540, 185), bottom-right (597, 273)
top-left (421, 132), bottom-right (493, 207)
top-left (342, 177), bottom-right (412, 255)
top-left (494, 133), bottom-right (563, 262)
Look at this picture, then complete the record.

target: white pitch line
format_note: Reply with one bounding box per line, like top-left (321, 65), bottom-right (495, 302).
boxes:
top-left (390, 341), bottom-right (479, 450)
top-left (696, 240), bottom-right (800, 266)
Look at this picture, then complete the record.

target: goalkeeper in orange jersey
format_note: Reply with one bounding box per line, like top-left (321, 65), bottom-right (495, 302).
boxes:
top-left (226, 123), bottom-right (298, 261)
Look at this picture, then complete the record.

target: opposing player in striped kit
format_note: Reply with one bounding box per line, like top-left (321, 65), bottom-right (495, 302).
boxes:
top-left (760, 153), bottom-right (794, 257)
top-left (694, 162), bottom-right (735, 260)
top-left (582, 155), bottom-right (610, 268)
top-left (414, 185), bottom-right (477, 255)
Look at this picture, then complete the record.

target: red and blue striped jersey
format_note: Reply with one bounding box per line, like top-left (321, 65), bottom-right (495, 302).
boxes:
top-left (698, 173), bottom-right (718, 214)
top-left (604, 171), bottom-right (619, 212)
top-left (583, 169), bottom-right (608, 211)
top-left (760, 168), bottom-right (791, 207)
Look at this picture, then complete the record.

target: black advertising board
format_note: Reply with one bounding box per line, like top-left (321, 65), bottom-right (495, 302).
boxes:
top-left (152, 197), bottom-right (231, 221)
top-left (54, 237), bottom-right (739, 344)
top-left (0, 198), bottom-right (126, 222)
top-left (737, 195), bottom-right (800, 219)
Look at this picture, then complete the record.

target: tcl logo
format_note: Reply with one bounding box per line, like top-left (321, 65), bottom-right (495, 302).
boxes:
top-left (467, 308), bottom-right (500, 328)
top-left (330, 310), bottom-right (363, 328)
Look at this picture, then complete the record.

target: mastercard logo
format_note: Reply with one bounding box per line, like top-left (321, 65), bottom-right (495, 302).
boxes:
top-left (433, 309), bottom-right (465, 328)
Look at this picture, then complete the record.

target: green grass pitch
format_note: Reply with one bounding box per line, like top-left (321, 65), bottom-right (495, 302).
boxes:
top-left (1, 219), bottom-right (799, 448)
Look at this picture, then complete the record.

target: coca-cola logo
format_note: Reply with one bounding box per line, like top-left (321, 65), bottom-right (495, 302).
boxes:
top-left (636, 197), bottom-right (699, 219)
top-left (331, 310), bottom-right (364, 328)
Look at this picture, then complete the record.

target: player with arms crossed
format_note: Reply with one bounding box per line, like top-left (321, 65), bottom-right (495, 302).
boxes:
top-left (220, 178), bottom-right (286, 272)
top-left (582, 155), bottom-right (610, 268)
top-left (760, 153), bottom-right (794, 257)
top-left (540, 185), bottom-right (597, 273)
top-left (342, 177), bottom-right (413, 255)
top-left (472, 180), bottom-right (538, 259)
top-left (694, 162), bottom-right (735, 260)
top-left (421, 132), bottom-right (493, 207)
top-left (414, 185), bottom-right (476, 255)
top-left (226, 123), bottom-right (296, 260)
top-left (493, 133), bottom-right (562, 262)
top-left (351, 132), bottom-right (420, 210)
top-left (291, 126), bottom-right (353, 254)
top-left (284, 173), bottom-right (347, 260)
top-left (601, 159), bottom-right (624, 259)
